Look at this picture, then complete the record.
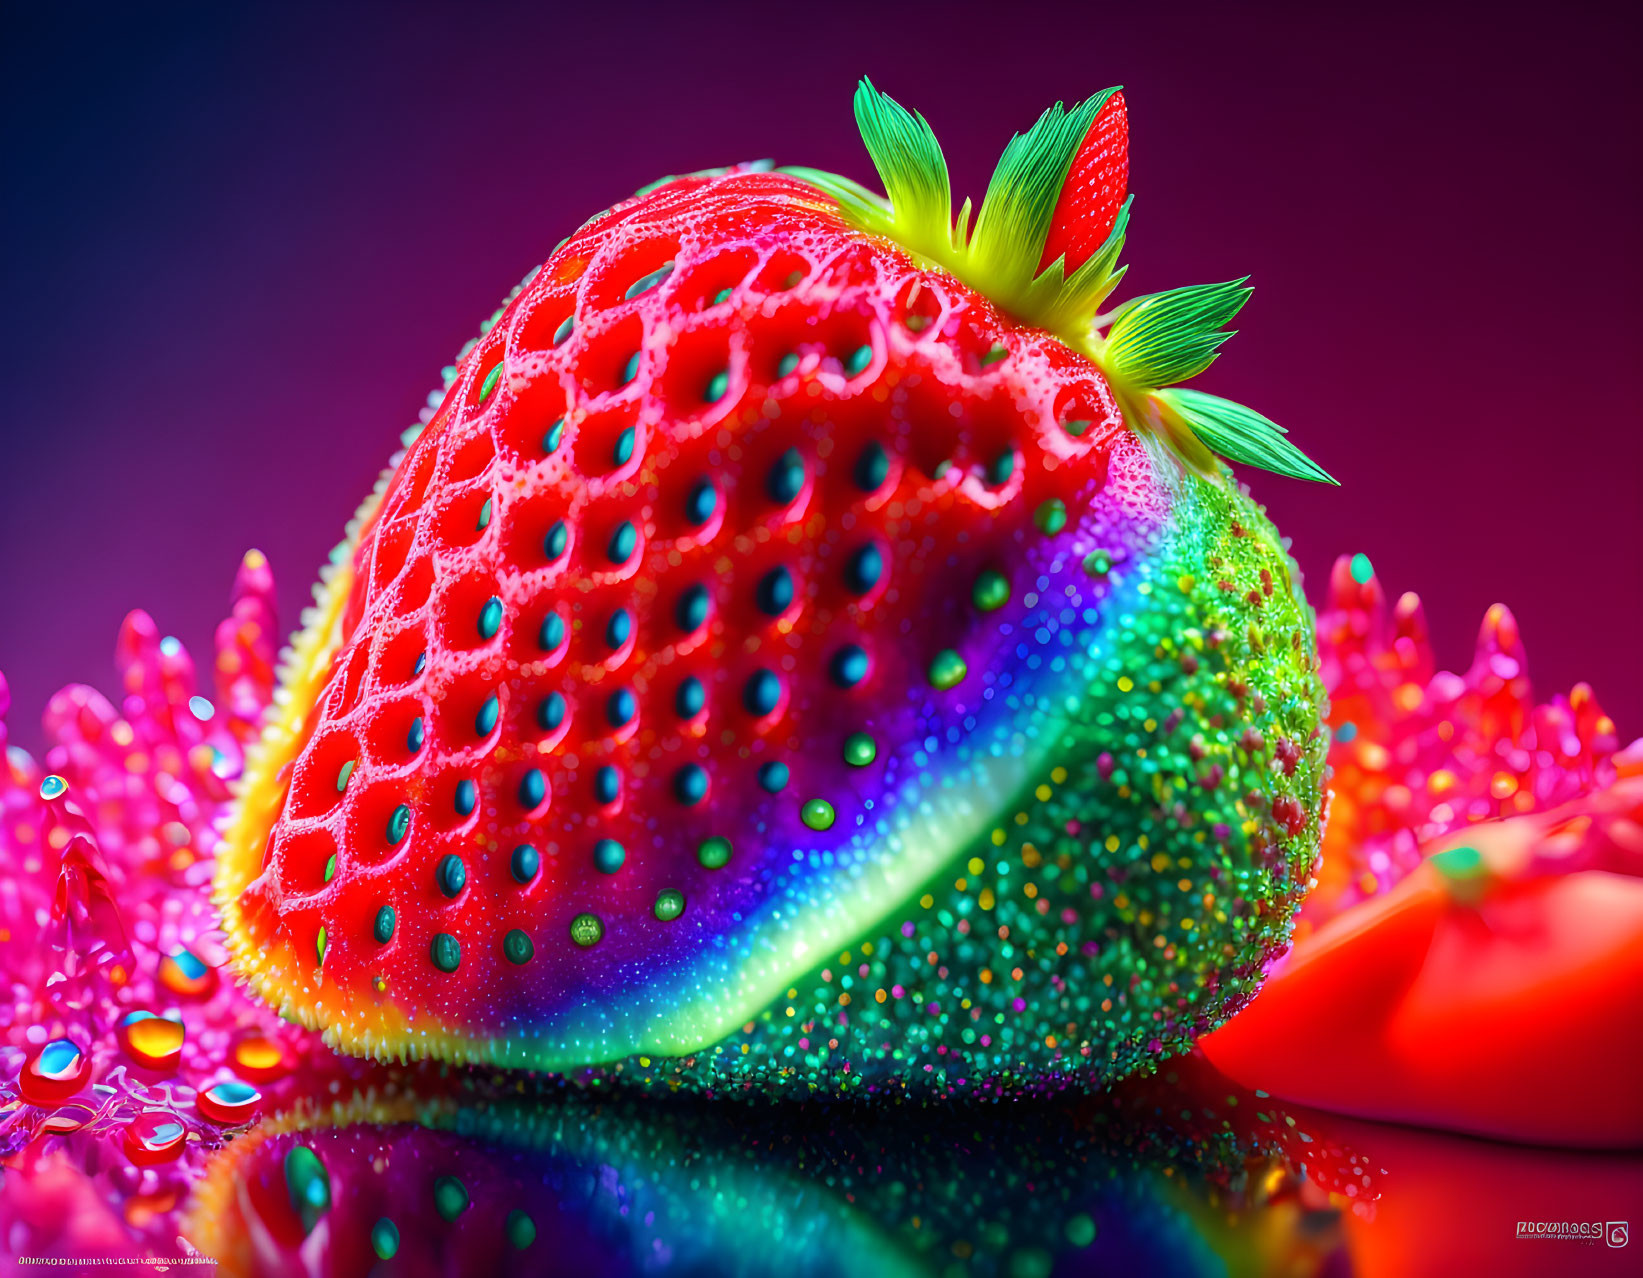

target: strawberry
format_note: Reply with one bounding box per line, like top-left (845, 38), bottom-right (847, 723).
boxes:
top-left (217, 81), bottom-right (1331, 1092)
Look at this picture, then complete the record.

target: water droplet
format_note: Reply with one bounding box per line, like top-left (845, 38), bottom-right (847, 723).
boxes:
top-left (231, 1035), bottom-right (288, 1081)
top-left (197, 1080), bottom-right (262, 1125)
top-left (159, 947), bottom-right (216, 998)
top-left (801, 799), bottom-right (837, 831)
top-left (20, 1037), bottom-right (89, 1105)
top-left (125, 1111), bottom-right (187, 1164)
top-left (119, 1011), bottom-right (184, 1070)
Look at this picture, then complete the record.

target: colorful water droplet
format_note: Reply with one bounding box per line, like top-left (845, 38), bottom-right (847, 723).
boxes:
top-left (231, 1035), bottom-right (289, 1081)
top-left (197, 1080), bottom-right (262, 1125)
top-left (20, 1037), bottom-right (90, 1105)
top-left (801, 799), bottom-right (837, 831)
top-left (119, 1011), bottom-right (184, 1071)
top-left (125, 1111), bottom-right (187, 1165)
top-left (159, 947), bottom-right (217, 998)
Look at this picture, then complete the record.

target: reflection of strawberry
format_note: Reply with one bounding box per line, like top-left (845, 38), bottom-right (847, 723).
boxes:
top-left (218, 82), bottom-right (1329, 1089)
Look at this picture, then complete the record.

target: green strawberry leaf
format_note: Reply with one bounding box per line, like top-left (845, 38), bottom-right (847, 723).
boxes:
top-left (1156, 388), bottom-right (1337, 485)
top-left (1103, 280), bottom-right (1251, 388)
top-left (852, 78), bottom-right (952, 261)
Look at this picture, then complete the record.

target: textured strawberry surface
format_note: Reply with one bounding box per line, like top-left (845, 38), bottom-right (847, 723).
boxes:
top-left (1040, 91), bottom-right (1130, 275)
top-left (216, 166), bottom-right (1328, 1084)
top-left (3, 550), bottom-right (1635, 1262)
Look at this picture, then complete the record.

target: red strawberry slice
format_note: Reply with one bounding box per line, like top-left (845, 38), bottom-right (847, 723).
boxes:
top-left (217, 83), bottom-right (1329, 1089)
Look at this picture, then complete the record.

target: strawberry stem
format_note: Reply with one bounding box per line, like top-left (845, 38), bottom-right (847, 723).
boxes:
top-left (782, 81), bottom-right (1335, 486)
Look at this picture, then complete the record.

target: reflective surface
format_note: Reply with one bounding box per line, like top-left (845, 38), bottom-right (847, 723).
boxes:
top-left (177, 1053), bottom-right (1642, 1277)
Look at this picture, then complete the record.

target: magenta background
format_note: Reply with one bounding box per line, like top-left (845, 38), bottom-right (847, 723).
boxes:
top-left (2, 1), bottom-right (1639, 748)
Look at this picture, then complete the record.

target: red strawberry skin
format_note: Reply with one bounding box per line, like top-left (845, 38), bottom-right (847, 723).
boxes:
top-left (216, 164), bottom-right (1326, 1089)
top-left (1040, 91), bottom-right (1129, 274)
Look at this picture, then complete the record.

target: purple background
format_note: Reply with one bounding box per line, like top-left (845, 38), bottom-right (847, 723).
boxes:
top-left (2, 1), bottom-right (1639, 748)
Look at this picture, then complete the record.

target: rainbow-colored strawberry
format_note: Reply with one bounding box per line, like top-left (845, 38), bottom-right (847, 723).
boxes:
top-left (216, 82), bottom-right (1331, 1093)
